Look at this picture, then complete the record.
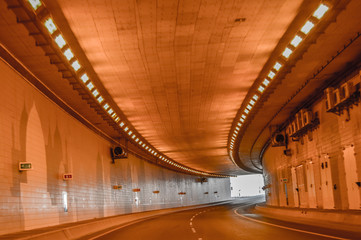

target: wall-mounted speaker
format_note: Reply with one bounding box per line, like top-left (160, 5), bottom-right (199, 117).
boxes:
top-left (110, 146), bottom-right (127, 163)
top-left (271, 132), bottom-right (286, 147)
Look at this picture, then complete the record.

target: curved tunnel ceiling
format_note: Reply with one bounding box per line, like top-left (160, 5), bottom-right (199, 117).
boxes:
top-left (1, 0), bottom-right (359, 176)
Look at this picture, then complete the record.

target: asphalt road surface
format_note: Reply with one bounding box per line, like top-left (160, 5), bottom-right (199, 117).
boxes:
top-left (92, 196), bottom-right (361, 240)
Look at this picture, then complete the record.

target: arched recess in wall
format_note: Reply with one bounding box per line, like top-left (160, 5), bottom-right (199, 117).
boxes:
top-left (21, 103), bottom-right (59, 230)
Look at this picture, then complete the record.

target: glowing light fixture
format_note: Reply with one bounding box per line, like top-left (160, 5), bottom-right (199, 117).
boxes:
top-left (282, 47), bottom-right (293, 59)
top-left (80, 73), bottom-right (89, 83)
top-left (246, 104), bottom-right (252, 110)
top-left (252, 94), bottom-right (259, 101)
top-left (300, 21), bottom-right (314, 34)
top-left (263, 79), bottom-right (270, 86)
top-left (97, 96), bottom-right (103, 103)
top-left (258, 85), bottom-right (265, 93)
top-left (120, 122), bottom-right (125, 127)
top-left (124, 127), bottom-right (129, 132)
top-left (249, 100), bottom-right (255, 106)
top-left (92, 89), bottom-right (99, 97)
top-left (241, 114), bottom-right (246, 119)
top-left (240, 118), bottom-right (244, 123)
top-left (132, 135), bottom-right (136, 139)
top-left (107, 108), bottom-right (113, 115)
top-left (237, 122), bottom-right (242, 127)
top-left (71, 60), bottom-right (81, 71)
top-left (135, 138), bottom-right (139, 142)
top-left (244, 109), bottom-right (250, 114)
top-left (54, 34), bottom-right (66, 48)
top-left (268, 71), bottom-right (276, 79)
top-left (313, 4), bottom-right (329, 19)
top-left (28, 0), bottom-right (42, 10)
top-left (63, 49), bottom-right (74, 61)
top-left (103, 103), bottom-right (109, 110)
top-left (44, 18), bottom-right (57, 34)
top-left (86, 82), bottom-right (94, 91)
top-left (128, 130), bottom-right (133, 135)
top-left (273, 62), bottom-right (282, 71)
top-left (235, 127), bottom-right (240, 131)
top-left (290, 35), bottom-right (303, 47)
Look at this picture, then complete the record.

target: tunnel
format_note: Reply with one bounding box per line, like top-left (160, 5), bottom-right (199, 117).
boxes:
top-left (1, 0), bottom-right (361, 239)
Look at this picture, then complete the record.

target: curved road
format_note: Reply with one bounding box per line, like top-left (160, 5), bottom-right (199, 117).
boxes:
top-left (91, 196), bottom-right (360, 240)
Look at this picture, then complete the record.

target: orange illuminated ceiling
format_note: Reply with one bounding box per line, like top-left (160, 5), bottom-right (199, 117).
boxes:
top-left (1, 0), bottom-right (361, 176)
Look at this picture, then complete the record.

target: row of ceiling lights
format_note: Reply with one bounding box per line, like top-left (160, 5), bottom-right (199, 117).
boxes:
top-left (27, 0), bottom-right (230, 178)
top-left (228, 2), bottom-right (330, 162)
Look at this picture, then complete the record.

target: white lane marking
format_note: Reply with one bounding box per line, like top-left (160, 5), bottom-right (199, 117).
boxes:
top-left (191, 227), bottom-right (196, 233)
top-left (233, 208), bottom-right (349, 240)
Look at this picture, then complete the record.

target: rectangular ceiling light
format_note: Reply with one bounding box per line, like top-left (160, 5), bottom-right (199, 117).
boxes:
top-left (120, 122), bottom-right (125, 127)
top-left (135, 138), bottom-right (139, 142)
top-left (103, 103), bottom-right (109, 110)
top-left (301, 21), bottom-right (315, 34)
top-left (97, 95), bottom-right (103, 103)
top-left (313, 4), bottom-right (329, 19)
top-left (273, 62), bottom-right (282, 71)
top-left (107, 108), bottom-right (113, 115)
top-left (92, 89), bottom-right (99, 97)
top-left (80, 73), bottom-right (89, 83)
top-left (246, 104), bottom-right (252, 110)
top-left (54, 34), bottom-right (66, 48)
top-left (124, 127), bottom-right (129, 132)
top-left (44, 18), bottom-right (57, 34)
top-left (132, 135), bottom-right (136, 139)
top-left (128, 131), bottom-right (132, 135)
top-left (249, 99), bottom-right (255, 105)
top-left (63, 48), bottom-right (74, 61)
top-left (268, 71), bottom-right (276, 79)
top-left (258, 85), bottom-right (265, 93)
top-left (86, 82), bottom-right (94, 91)
top-left (139, 141), bottom-right (143, 145)
top-left (71, 60), bottom-right (81, 71)
top-left (28, 0), bottom-right (42, 10)
top-left (282, 47), bottom-right (293, 59)
top-left (252, 94), bottom-right (259, 101)
top-left (237, 122), bottom-right (242, 127)
top-left (244, 109), bottom-right (250, 114)
top-left (235, 127), bottom-right (240, 131)
top-left (263, 79), bottom-right (270, 86)
top-left (290, 35), bottom-right (303, 47)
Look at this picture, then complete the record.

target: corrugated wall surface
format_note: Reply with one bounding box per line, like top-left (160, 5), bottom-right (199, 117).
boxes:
top-left (0, 59), bottom-right (231, 235)
top-left (263, 72), bottom-right (361, 210)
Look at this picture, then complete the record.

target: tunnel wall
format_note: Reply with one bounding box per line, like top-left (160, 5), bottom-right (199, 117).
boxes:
top-left (0, 59), bottom-right (231, 235)
top-left (262, 71), bottom-right (361, 210)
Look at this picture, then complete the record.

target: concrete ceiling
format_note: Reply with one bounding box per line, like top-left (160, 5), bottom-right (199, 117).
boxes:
top-left (1, 0), bottom-right (359, 176)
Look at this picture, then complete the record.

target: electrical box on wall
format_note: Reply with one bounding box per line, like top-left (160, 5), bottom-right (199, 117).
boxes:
top-left (63, 173), bottom-right (73, 180)
top-left (325, 87), bottom-right (335, 111)
top-left (19, 162), bottom-right (32, 171)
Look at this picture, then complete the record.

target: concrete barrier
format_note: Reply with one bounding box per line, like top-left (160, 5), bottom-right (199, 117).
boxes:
top-left (8, 201), bottom-right (230, 240)
top-left (255, 205), bottom-right (361, 232)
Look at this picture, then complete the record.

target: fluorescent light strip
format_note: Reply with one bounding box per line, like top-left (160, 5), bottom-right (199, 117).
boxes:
top-left (268, 71), bottom-right (276, 79)
top-left (80, 73), bottom-right (89, 83)
top-left (86, 82), bottom-right (94, 91)
top-left (120, 122), bottom-right (125, 127)
top-left (244, 109), bottom-right (249, 114)
top-left (28, 0), bottom-right (42, 10)
top-left (103, 103), bottom-right (109, 110)
top-left (55, 34), bottom-right (66, 48)
top-left (273, 62), bottom-right (282, 71)
top-left (63, 48), bottom-right (74, 61)
top-left (313, 4), bottom-right (329, 19)
top-left (263, 79), bottom-right (270, 86)
top-left (97, 96), bottom-right (103, 103)
top-left (71, 60), bottom-right (81, 71)
top-left (258, 85), bottom-right (265, 93)
top-left (290, 35), bottom-right (303, 47)
top-left (282, 47), bottom-right (293, 58)
top-left (92, 89), bottom-right (99, 97)
top-left (44, 18), bottom-right (57, 34)
top-left (301, 21), bottom-right (314, 34)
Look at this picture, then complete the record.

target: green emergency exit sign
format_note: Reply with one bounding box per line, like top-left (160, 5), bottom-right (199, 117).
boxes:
top-left (19, 162), bottom-right (33, 171)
